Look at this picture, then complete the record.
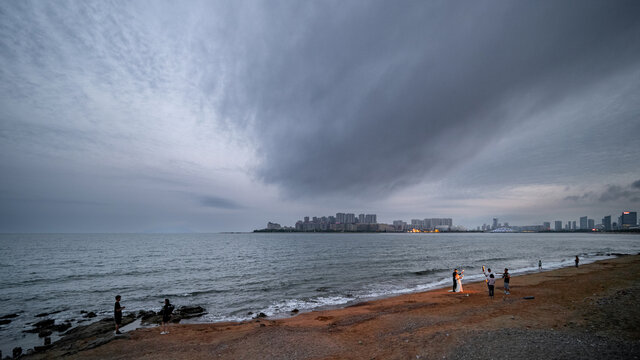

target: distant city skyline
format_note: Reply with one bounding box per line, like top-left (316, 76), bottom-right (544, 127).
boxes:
top-left (1, 2), bottom-right (639, 233)
top-left (263, 209), bottom-right (637, 233)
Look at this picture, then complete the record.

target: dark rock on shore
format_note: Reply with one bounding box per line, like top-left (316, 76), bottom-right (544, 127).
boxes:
top-left (13, 347), bottom-right (22, 358)
top-left (52, 321), bottom-right (72, 332)
top-left (176, 305), bottom-right (207, 319)
top-left (34, 319), bottom-right (55, 328)
top-left (24, 319), bottom-right (56, 333)
top-left (83, 312), bottom-right (97, 318)
top-left (291, 309), bottom-right (299, 314)
top-left (0, 313), bottom-right (19, 320)
top-left (140, 305), bottom-right (207, 325)
top-left (0, 319), bottom-right (11, 325)
top-left (255, 312), bottom-right (267, 319)
top-left (38, 329), bottom-right (52, 338)
top-left (35, 309), bottom-right (63, 318)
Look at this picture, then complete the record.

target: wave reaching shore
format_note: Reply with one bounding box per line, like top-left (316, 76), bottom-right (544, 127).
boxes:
top-left (2, 232), bottom-right (640, 356)
top-left (24, 254), bottom-right (640, 359)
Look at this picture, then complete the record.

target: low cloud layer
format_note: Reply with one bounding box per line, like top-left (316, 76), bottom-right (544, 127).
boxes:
top-left (566, 180), bottom-right (640, 204)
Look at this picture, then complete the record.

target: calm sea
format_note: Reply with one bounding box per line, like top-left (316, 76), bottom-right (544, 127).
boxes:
top-left (1, 232), bottom-right (639, 353)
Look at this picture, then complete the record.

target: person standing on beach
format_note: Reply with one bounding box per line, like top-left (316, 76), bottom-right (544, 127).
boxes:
top-left (487, 274), bottom-right (496, 299)
top-left (455, 270), bottom-right (464, 293)
top-left (452, 269), bottom-right (458, 292)
top-left (538, 260), bottom-right (542, 270)
top-left (575, 256), bottom-right (579, 268)
top-left (160, 298), bottom-right (174, 335)
top-left (483, 267), bottom-right (493, 292)
top-left (502, 269), bottom-right (510, 295)
top-left (114, 295), bottom-right (125, 335)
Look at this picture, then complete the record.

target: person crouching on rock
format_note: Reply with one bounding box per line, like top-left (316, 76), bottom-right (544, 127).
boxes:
top-left (160, 298), bottom-right (175, 335)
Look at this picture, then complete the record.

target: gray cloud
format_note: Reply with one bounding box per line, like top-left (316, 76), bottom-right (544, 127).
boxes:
top-left (214, 1), bottom-right (640, 197)
top-left (1, 1), bottom-right (639, 232)
top-left (199, 195), bottom-right (243, 210)
top-left (565, 180), bottom-right (640, 203)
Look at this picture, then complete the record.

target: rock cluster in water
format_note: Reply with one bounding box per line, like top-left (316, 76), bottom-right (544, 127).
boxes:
top-left (2, 305), bottom-right (208, 358)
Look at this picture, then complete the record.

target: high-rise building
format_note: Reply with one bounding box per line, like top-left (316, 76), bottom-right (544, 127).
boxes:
top-left (345, 213), bottom-right (356, 224)
top-left (492, 218), bottom-right (498, 230)
top-left (304, 216), bottom-right (310, 223)
top-left (620, 211), bottom-right (638, 229)
top-left (588, 219), bottom-right (595, 229)
top-left (543, 222), bottom-right (551, 231)
top-left (336, 213), bottom-right (346, 224)
top-left (392, 220), bottom-right (407, 231)
top-left (358, 214), bottom-right (365, 223)
top-left (572, 221), bottom-right (577, 230)
top-left (579, 216), bottom-right (588, 230)
top-left (365, 214), bottom-right (377, 224)
top-left (602, 215), bottom-right (612, 231)
top-left (554, 221), bottom-right (562, 231)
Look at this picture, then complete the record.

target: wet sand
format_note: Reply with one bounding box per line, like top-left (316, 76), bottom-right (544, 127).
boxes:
top-left (33, 255), bottom-right (640, 359)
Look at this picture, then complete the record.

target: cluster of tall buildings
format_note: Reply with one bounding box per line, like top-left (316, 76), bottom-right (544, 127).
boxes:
top-left (263, 213), bottom-right (453, 232)
top-left (481, 211), bottom-right (638, 232)
top-left (392, 218), bottom-right (453, 232)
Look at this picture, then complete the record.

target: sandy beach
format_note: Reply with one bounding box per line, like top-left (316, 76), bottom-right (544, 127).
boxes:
top-left (28, 255), bottom-right (640, 360)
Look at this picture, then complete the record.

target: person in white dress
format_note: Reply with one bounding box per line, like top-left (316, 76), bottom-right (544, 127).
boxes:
top-left (454, 270), bottom-right (464, 292)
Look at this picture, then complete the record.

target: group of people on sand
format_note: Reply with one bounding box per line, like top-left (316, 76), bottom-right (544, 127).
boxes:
top-left (453, 255), bottom-right (581, 299)
top-left (114, 295), bottom-right (174, 335)
top-left (451, 267), bottom-right (510, 299)
top-left (482, 267), bottom-right (510, 299)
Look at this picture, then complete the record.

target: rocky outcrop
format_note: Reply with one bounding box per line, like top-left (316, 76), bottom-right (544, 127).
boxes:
top-left (20, 305), bottom-right (207, 357)
top-left (140, 305), bottom-right (207, 325)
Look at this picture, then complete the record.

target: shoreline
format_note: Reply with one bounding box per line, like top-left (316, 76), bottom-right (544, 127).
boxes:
top-left (26, 254), bottom-right (640, 359)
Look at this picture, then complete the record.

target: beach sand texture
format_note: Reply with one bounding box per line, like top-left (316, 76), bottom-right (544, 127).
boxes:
top-left (28, 255), bottom-right (640, 359)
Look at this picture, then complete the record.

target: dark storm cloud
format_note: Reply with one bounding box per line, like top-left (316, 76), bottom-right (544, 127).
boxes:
top-left (216, 1), bottom-right (640, 197)
top-left (565, 180), bottom-right (640, 203)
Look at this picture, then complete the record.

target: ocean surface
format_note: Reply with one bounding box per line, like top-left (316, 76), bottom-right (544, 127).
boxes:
top-left (1, 232), bottom-right (639, 354)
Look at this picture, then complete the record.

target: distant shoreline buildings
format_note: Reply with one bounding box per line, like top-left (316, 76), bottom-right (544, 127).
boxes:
top-left (258, 213), bottom-right (454, 233)
top-left (257, 210), bottom-right (639, 233)
top-left (479, 211), bottom-right (638, 233)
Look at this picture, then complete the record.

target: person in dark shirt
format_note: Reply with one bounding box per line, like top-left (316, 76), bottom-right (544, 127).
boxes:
top-left (575, 255), bottom-right (579, 268)
top-left (160, 298), bottom-right (175, 335)
top-left (452, 269), bottom-right (458, 292)
top-left (114, 295), bottom-right (125, 335)
top-left (502, 269), bottom-right (511, 295)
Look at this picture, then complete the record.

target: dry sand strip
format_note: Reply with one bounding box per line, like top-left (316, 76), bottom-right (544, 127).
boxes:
top-left (30, 255), bottom-right (640, 360)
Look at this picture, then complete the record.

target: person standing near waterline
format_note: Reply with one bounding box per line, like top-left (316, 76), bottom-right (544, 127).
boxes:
top-left (483, 267), bottom-right (493, 292)
top-left (114, 295), bottom-right (125, 335)
top-left (502, 269), bottom-right (511, 295)
top-left (452, 269), bottom-right (458, 292)
top-left (455, 270), bottom-right (464, 293)
top-left (487, 274), bottom-right (496, 299)
top-left (538, 260), bottom-right (542, 270)
top-left (575, 256), bottom-right (579, 268)
top-left (160, 299), bottom-right (174, 335)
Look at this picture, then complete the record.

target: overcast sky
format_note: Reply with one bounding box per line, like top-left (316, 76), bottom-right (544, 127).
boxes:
top-left (1, 1), bottom-right (639, 232)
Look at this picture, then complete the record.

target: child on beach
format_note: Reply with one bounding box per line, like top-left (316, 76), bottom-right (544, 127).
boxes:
top-left (160, 298), bottom-right (175, 335)
top-left (114, 295), bottom-right (125, 335)
top-left (487, 274), bottom-right (496, 299)
top-left (502, 269), bottom-right (510, 295)
top-left (483, 267), bottom-right (493, 293)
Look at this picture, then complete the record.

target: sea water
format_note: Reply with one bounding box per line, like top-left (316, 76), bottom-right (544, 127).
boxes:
top-left (1, 232), bottom-right (639, 354)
